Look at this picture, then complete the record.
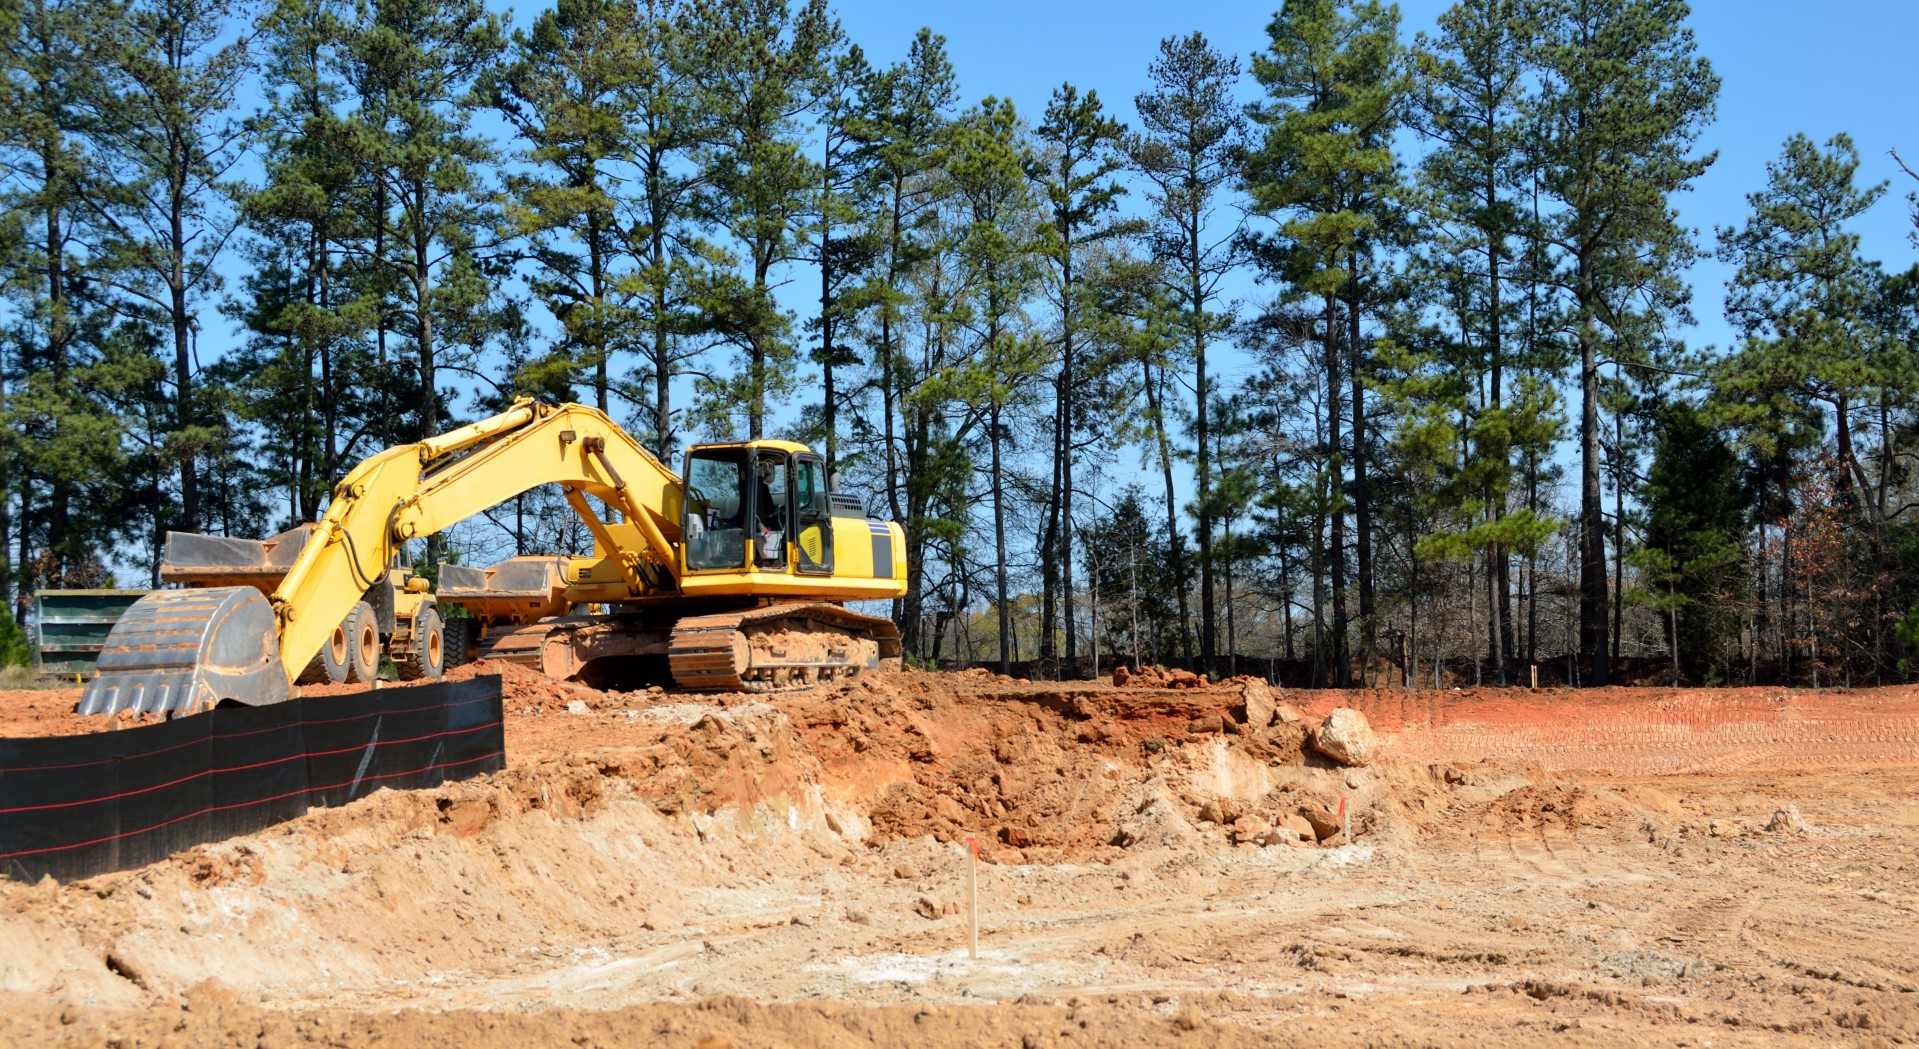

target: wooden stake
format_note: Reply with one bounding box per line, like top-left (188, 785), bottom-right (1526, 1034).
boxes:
top-left (965, 836), bottom-right (979, 960)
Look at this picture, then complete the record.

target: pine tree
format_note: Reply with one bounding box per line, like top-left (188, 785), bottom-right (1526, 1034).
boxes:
top-left (1407, 0), bottom-right (1536, 681)
top-left (850, 28), bottom-right (957, 655)
top-left (0, 0), bottom-right (120, 598)
top-left (491, 0), bottom-right (647, 415)
top-left (1031, 82), bottom-right (1127, 675)
top-left (344, 0), bottom-right (508, 447)
top-left (1244, 0), bottom-right (1403, 686)
top-left (1526, 0), bottom-right (1719, 686)
top-left (1716, 132), bottom-right (1900, 679)
top-left (683, 0), bottom-right (832, 440)
top-left (1124, 32), bottom-right (1244, 672)
top-left (1636, 400), bottom-right (1745, 682)
top-left (945, 96), bottom-right (1042, 674)
top-left (73, 0), bottom-right (252, 536)
top-left (237, 0), bottom-right (377, 523)
top-left (624, 0), bottom-right (713, 460)
top-left (804, 37), bottom-right (875, 472)
top-left (1716, 133), bottom-right (1887, 505)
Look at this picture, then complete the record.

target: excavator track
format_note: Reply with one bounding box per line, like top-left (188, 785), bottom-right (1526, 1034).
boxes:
top-left (668, 603), bottom-right (902, 693)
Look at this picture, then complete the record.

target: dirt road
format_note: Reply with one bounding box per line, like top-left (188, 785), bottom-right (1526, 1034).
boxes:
top-left (3, 665), bottom-right (1915, 1046)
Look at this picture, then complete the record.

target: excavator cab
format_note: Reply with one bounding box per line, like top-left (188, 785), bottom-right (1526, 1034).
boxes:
top-left (680, 443), bottom-right (834, 576)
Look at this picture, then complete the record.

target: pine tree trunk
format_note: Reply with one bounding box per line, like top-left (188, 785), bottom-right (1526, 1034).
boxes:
top-left (1576, 269), bottom-right (1610, 687)
top-left (171, 196), bottom-right (198, 533)
top-left (1194, 266), bottom-right (1215, 677)
top-left (647, 148), bottom-right (673, 461)
top-left (1346, 275), bottom-right (1371, 682)
top-left (1324, 290), bottom-right (1348, 687)
top-left (589, 210), bottom-right (608, 415)
top-left (1060, 244), bottom-right (1078, 674)
top-left (1143, 356), bottom-right (1192, 662)
top-left (45, 192), bottom-right (73, 579)
top-left (1039, 409), bottom-right (1059, 665)
top-left (1612, 394), bottom-right (1626, 668)
top-left (819, 168), bottom-right (836, 472)
top-left (992, 402), bottom-right (1010, 675)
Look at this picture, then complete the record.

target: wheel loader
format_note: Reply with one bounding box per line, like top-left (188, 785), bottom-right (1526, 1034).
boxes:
top-left (77, 399), bottom-right (907, 716)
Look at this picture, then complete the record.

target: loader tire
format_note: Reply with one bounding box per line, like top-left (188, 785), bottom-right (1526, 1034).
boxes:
top-left (343, 601), bottom-right (380, 684)
top-left (299, 615), bottom-right (358, 685)
top-left (396, 606), bottom-right (445, 681)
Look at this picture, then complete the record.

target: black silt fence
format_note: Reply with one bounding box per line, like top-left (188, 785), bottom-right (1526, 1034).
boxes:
top-left (0, 676), bottom-right (504, 884)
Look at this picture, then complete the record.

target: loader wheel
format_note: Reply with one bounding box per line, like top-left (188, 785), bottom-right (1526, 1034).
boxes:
top-left (308, 618), bottom-right (355, 684)
top-left (343, 601), bottom-right (380, 684)
top-left (396, 606), bottom-right (445, 681)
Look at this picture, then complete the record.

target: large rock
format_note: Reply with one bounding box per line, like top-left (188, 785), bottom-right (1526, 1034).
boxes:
top-left (1273, 813), bottom-right (1318, 844)
top-left (1313, 707), bottom-right (1378, 767)
top-left (1240, 678), bottom-right (1278, 729)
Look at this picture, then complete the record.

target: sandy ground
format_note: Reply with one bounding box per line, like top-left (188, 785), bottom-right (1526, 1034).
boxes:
top-left (2, 663), bottom-right (1917, 1047)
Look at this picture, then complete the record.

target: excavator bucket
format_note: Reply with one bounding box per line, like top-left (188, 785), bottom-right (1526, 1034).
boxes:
top-left (76, 587), bottom-right (292, 716)
top-left (436, 556), bottom-right (569, 620)
top-left (160, 525), bottom-right (316, 592)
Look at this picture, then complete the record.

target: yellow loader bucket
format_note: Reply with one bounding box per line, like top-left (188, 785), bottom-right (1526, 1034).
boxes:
top-left (76, 587), bottom-right (292, 716)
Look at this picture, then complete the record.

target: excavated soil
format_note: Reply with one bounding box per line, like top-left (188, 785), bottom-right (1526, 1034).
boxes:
top-left (3, 665), bottom-right (1919, 1046)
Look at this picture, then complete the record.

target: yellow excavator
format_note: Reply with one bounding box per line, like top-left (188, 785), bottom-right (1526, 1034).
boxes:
top-left (78, 400), bottom-right (906, 715)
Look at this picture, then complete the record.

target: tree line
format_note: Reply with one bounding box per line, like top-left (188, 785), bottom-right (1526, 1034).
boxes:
top-left (1, 0), bottom-right (1915, 686)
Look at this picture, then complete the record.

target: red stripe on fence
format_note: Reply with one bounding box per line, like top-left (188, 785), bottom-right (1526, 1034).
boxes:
top-left (0, 749), bottom-right (504, 862)
top-left (0, 720), bottom-right (502, 815)
top-left (0, 694), bottom-right (496, 775)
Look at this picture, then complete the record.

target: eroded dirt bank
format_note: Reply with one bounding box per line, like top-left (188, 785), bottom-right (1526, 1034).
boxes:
top-left (3, 666), bottom-right (1917, 1047)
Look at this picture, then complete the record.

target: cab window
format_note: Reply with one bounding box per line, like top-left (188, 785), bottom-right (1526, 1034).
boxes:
top-left (797, 459), bottom-right (826, 516)
top-left (683, 451), bottom-right (748, 570)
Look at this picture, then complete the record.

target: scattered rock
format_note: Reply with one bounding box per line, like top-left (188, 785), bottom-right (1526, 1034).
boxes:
top-left (1707, 818), bottom-right (1751, 838)
top-left (1187, 714), bottom-right (1225, 735)
top-left (1313, 708), bottom-right (1378, 767)
top-left (914, 894), bottom-right (956, 919)
top-left (1167, 668), bottom-right (1204, 690)
top-left (1274, 703), bottom-right (1304, 724)
top-left (1196, 798), bottom-right (1240, 825)
top-left (1765, 805), bottom-right (1805, 834)
top-left (1240, 678), bottom-right (1279, 728)
top-left (1111, 665), bottom-right (1132, 687)
top-left (845, 908), bottom-right (872, 925)
top-left (1276, 813), bottom-right (1318, 844)
top-left (893, 863), bottom-right (919, 880)
top-left (1229, 815), bottom-right (1270, 844)
top-left (1297, 805), bottom-right (1341, 841)
top-left (565, 699), bottom-right (590, 715)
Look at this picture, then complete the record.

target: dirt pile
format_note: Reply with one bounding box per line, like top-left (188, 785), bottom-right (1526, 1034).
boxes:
top-left (6, 667), bottom-right (1919, 1046)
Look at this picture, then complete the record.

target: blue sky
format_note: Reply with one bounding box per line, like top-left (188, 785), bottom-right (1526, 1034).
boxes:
top-left (819, 0), bottom-right (1918, 372)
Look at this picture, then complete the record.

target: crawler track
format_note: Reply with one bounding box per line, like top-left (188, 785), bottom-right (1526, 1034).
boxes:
top-left (668, 603), bottom-right (902, 693)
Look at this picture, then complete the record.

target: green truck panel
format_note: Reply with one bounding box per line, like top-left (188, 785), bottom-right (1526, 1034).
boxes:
top-left (33, 589), bottom-right (153, 677)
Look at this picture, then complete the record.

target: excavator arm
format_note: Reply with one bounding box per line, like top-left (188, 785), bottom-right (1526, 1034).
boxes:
top-left (79, 401), bottom-right (689, 714)
top-left (273, 400), bottom-right (686, 683)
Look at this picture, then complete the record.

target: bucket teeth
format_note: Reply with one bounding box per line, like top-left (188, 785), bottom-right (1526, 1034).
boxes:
top-left (77, 586), bottom-right (291, 716)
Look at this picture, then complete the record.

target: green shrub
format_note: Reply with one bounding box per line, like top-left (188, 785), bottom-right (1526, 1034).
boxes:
top-left (0, 613), bottom-right (32, 669)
